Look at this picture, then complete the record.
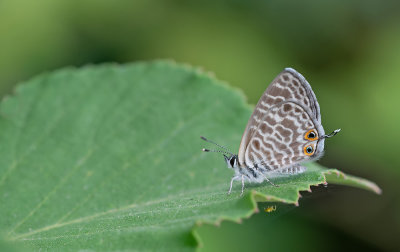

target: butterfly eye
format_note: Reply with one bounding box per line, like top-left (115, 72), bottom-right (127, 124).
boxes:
top-left (305, 129), bottom-right (318, 141)
top-left (304, 145), bottom-right (315, 156)
top-left (229, 157), bottom-right (236, 167)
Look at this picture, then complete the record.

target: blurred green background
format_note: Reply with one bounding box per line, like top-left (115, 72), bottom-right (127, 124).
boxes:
top-left (1, 0), bottom-right (399, 250)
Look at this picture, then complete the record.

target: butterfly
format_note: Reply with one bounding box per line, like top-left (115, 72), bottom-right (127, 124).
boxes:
top-left (201, 68), bottom-right (340, 196)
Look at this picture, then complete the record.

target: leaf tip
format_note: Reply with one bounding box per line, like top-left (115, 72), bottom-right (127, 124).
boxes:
top-left (371, 183), bottom-right (383, 195)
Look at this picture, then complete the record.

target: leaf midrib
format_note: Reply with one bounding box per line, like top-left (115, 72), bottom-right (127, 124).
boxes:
top-left (9, 183), bottom-right (234, 241)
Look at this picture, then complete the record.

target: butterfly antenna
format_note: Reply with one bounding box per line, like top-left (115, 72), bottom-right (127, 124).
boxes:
top-left (323, 129), bottom-right (341, 139)
top-left (202, 148), bottom-right (232, 156)
top-left (200, 136), bottom-right (234, 155)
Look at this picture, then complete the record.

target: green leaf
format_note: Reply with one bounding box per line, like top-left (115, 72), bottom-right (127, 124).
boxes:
top-left (0, 236), bottom-right (22, 252)
top-left (0, 61), bottom-right (380, 251)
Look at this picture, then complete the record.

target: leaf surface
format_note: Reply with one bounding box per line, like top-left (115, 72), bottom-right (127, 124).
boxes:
top-left (0, 61), bottom-right (380, 250)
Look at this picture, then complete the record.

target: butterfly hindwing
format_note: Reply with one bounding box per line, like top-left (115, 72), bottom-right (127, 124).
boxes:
top-left (243, 101), bottom-right (322, 171)
top-left (238, 68), bottom-right (325, 168)
top-left (278, 164), bottom-right (307, 175)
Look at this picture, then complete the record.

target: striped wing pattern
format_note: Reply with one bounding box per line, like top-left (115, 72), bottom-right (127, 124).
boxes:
top-left (238, 68), bottom-right (324, 173)
top-left (244, 101), bottom-right (317, 170)
top-left (279, 164), bottom-right (307, 174)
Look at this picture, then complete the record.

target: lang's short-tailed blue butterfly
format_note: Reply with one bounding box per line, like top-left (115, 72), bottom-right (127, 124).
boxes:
top-left (202, 68), bottom-right (340, 195)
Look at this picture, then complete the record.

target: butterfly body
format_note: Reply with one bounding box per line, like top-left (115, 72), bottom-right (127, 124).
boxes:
top-left (202, 68), bottom-right (340, 196)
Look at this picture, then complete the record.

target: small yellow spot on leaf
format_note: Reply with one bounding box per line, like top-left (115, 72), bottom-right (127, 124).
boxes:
top-left (264, 205), bottom-right (276, 213)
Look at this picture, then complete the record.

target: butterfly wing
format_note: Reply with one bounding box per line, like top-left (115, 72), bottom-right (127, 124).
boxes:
top-left (238, 68), bottom-right (325, 170)
top-left (278, 164), bottom-right (307, 175)
top-left (242, 101), bottom-right (323, 171)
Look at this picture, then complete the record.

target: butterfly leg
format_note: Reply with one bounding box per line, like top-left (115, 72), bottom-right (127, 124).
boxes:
top-left (261, 174), bottom-right (279, 187)
top-left (228, 175), bottom-right (239, 195)
top-left (240, 175), bottom-right (245, 196)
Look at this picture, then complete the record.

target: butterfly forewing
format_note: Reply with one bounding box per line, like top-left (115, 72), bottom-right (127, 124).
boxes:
top-left (238, 68), bottom-right (325, 169)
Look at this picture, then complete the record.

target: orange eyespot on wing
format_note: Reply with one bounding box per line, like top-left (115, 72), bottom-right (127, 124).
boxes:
top-left (304, 129), bottom-right (318, 141)
top-left (304, 144), bottom-right (315, 156)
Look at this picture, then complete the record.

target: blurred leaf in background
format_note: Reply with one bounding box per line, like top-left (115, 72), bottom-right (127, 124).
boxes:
top-left (0, 0), bottom-right (399, 250)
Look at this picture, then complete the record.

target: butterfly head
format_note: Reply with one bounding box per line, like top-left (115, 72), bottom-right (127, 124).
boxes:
top-left (224, 154), bottom-right (239, 169)
top-left (201, 136), bottom-right (239, 169)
